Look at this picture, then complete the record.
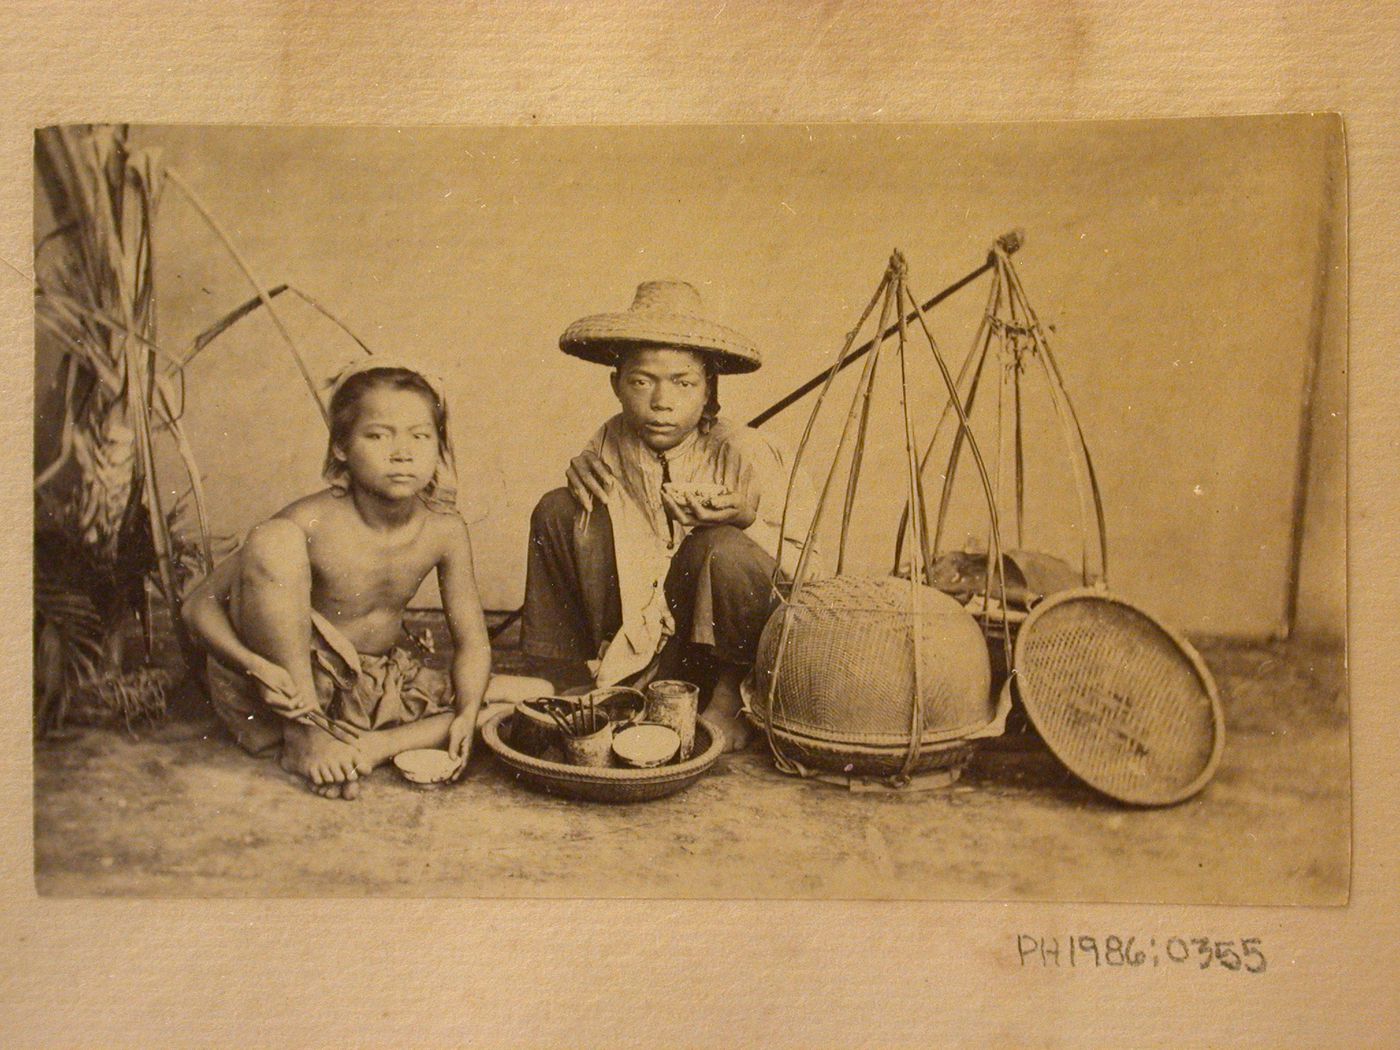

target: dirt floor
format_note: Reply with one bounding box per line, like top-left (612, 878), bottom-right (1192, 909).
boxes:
top-left (33, 626), bottom-right (1349, 903)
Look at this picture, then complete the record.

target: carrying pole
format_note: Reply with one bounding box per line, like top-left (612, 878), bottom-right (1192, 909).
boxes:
top-left (746, 230), bottom-right (1023, 428)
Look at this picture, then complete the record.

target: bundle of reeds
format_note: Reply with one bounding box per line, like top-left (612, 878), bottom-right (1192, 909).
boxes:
top-left (32, 125), bottom-right (368, 736)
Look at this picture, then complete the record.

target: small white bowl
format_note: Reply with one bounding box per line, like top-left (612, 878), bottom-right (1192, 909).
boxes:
top-left (612, 722), bottom-right (682, 768)
top-left (393, 748), bottom-right (459, 786)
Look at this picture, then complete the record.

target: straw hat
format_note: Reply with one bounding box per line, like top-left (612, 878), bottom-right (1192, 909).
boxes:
top-left (559, 281), bottom-right (761, 374)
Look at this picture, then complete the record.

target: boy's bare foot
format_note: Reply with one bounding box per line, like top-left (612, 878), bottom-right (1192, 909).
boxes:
top-left (342, 712), bottom-right (458, 776)
top-left (349, 733), bottom-right (394, 777)
top-left (281, 721), bottom-right (361, 800)
top-left (706, 708), bottom-right (753, 753)
top-left (707, 668), bottom-right (753, 753)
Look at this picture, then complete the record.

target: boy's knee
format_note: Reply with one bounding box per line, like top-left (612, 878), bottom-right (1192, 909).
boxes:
top-left (240, 519), bottom-right (309, 586)
top-left (531, 487), bottom-right (613, 545)
top-left (675, 526), bottom-right (768, 581)
top-left (530, 488), bottom-right (576, 536)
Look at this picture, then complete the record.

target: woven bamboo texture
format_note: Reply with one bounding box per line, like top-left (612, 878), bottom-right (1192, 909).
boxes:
top-left (750, 576), bottom-right (993, 748)
top-left (749, 716), bottom-right (977, 778)
top-left (1014, 589), bottom-right (1225, 806)
top-left (481, 709), bottom-right (723, 804)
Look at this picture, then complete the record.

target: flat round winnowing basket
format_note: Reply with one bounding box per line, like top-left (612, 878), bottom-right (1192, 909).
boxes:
top-left (1013, 588), bottom-right (1225, 806)
top-left (748, 576), bottom-right (994, 776)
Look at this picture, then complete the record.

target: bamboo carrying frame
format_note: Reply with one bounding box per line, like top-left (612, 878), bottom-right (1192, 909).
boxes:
top-left (756, 245), bottom-right (1017, 785)
top-left (896, 239), bottom-right (1109, 595)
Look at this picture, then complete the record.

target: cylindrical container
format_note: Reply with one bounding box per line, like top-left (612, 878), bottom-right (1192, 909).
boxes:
top-left (645, 679), bottom-right (699, 760)
top-left (561, 714), bottom-right (614, 768)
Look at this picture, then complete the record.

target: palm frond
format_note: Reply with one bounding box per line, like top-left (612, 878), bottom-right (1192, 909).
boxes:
top-left (164, 167), bottom-right (330, 425)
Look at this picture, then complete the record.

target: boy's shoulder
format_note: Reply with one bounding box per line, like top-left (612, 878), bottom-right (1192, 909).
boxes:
top-left (706, 417), bottom-right (787, 461)
top-left (277, 490), bottom-right (468, 536)
top-left (421, 501), bottom-right (471, 539)
top-left (271, 488), bottom-right (345, 531)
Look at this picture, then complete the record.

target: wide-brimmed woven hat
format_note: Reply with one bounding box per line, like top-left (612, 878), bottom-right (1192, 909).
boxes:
top-left (559, 280), bottom-right (761, 374)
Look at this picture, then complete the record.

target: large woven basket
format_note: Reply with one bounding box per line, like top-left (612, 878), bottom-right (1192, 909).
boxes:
top-left (748, 576), bottom-right (995, 773)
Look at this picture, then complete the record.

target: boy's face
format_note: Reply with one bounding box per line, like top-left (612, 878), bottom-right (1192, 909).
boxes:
top-left (610, 346), bottom-right (709, 452)
top-left (334, 385), bottom-right (440, 501)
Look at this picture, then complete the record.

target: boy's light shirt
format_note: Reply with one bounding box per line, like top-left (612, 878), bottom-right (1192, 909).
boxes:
top-left (584, 413), bottom-right (817, 685)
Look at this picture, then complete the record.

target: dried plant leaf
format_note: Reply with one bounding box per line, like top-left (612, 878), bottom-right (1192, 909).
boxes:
top-left (164, 167), bottom-right (329, 425)
top-left (153, 376), bottom-right (212, 570)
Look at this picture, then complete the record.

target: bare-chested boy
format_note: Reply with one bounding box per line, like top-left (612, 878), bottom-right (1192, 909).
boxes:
top-left (182, 359), bottom-right (492, 799)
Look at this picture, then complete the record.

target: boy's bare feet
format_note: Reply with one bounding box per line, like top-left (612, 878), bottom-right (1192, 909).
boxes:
top-left (707, 667), bottom-right (753, 753)
top-left (281, 721), bottom-right (361, 800)
top-left (344, 711), bottom-right (459, 778)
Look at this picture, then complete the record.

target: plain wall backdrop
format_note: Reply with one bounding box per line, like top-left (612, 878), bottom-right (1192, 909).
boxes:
top-left (34, 117), bottom-right (1345, 639)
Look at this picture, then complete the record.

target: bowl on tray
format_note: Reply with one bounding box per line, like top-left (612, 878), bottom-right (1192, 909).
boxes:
top-left (612, 722), bottom-right (682, 768)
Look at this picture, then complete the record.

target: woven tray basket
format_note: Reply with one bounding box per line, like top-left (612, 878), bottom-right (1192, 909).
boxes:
top-left (481, 709), bottom-right (723, 804)
top-left (1014, 588), bottom-right (1225, 806)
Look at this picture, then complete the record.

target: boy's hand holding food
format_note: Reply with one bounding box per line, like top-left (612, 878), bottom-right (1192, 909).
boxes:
top-left (661, 483), bottom-right (757, 529)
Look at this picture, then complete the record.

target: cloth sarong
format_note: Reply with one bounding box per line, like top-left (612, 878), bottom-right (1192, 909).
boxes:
top-left (206, 610), bottom-right (453, 756)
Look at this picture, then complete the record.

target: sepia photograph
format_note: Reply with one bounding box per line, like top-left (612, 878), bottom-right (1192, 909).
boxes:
top-left (31, 117), bottom-right (1346, 903)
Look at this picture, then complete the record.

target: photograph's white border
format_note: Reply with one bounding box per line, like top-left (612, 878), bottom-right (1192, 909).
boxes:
top-left (1, 4), bottom-right (1392, 1046)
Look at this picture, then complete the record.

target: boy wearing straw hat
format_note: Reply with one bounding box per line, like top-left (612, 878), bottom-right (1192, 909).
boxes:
top-left (523, 281), bottom-right (815, 751)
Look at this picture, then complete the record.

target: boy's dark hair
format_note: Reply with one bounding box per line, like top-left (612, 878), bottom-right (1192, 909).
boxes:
top-left (323, 367), bottom-right (452, 501)
top-left (700, 357), bottom-right (721, 433)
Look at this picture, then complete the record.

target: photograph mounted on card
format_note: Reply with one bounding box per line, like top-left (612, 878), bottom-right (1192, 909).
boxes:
top-left (31, 118), bottom-right (1345, 902)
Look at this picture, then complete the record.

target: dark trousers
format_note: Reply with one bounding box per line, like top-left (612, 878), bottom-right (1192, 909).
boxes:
top-left (521, 488), bottom-right (779, 699)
